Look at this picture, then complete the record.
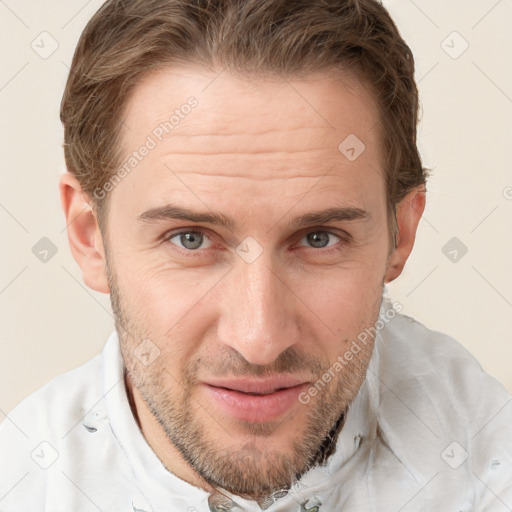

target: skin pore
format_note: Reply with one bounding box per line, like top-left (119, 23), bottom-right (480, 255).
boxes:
top-left (60, 66), bottom-right (425, 500)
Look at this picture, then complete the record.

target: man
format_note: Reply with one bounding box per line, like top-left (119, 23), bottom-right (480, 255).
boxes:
top-left (1, 0), bottom-right (511, 510)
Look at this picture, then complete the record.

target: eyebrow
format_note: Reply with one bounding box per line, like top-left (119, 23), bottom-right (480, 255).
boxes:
top-left (138, 205), bottom-right (236, 230)
top-left (137, 204), bottom-right (368, 230)
top-left (291, 207), bottom-right (368, 227)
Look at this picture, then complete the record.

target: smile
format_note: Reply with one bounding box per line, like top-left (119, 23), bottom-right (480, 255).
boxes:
top-left (201, 377), bottom-right (310, 423)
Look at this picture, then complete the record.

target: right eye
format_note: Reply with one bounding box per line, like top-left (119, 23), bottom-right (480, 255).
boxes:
top-left (167, 230), bottom-right (213, 251)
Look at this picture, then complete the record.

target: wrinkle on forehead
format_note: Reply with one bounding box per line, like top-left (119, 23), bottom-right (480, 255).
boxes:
top-left (111, 66), bottom-right (386, 221)
top-left (119, 66), bottom-right (381, 157)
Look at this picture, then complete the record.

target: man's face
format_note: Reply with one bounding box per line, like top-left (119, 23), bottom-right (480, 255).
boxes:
top-left (104, 67), bottom-right (391, 498)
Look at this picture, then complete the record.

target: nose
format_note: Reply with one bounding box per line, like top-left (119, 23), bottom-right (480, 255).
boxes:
top-left (216, 255), bottom-right (300, 366)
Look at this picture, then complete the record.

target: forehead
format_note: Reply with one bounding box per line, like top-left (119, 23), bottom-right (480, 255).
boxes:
top-left (111, 66), bottom-right (385, 221)
top-left (121, 66), bottom-right (381, 152)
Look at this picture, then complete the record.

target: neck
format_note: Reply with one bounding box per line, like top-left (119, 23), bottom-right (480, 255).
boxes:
top-left (124, 370), bottom-right (216, 493)
top-left (313, 411), bottom-right (346, 466)
top-left (124, 369), bottom-right (346, 503)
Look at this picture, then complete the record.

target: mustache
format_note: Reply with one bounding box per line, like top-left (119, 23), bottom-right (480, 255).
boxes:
top-left (186, 345), bottom-right (326, 380)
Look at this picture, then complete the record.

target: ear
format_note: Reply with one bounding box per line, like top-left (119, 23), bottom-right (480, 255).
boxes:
top-left (385, 186), bottom-right (426, 283)
top-left (59, 173), bottom-right (110, 293)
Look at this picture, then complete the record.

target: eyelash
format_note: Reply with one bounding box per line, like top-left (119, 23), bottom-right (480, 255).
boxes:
top-left (162, 228), bottom-right (350, 257)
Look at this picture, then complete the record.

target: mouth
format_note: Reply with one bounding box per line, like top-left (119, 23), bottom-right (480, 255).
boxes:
top-left (201, 377), bottom-right (310, 423)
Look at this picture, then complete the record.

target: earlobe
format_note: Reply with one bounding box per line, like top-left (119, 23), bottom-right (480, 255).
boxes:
top-left (59, 173), bottom-right (110, 293)
top-left (385, 186), bottom-right (426, 284)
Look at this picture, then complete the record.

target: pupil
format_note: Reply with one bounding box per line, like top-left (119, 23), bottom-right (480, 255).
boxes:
top-left (308, 232), bottom-right (329, 248)
top-left (181, 232), bottom-right (202, 249)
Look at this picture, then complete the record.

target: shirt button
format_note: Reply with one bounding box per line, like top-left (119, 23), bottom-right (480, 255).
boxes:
top-left (82, 406), bottom-right (108, 433)
top-left (300, 497), bottom-right (322, 511)
top-left (208, 493), bottom-right (245, 511)
top-left (132, 491), bottom-right (152, 511)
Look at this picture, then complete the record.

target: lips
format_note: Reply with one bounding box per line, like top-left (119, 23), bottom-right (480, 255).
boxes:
top-left (201, 377), bottom-right (309, 423)
top-left (204, 377), bottom-right (307, 395)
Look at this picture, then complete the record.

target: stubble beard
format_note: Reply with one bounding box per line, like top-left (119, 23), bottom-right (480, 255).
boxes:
top-left (107, 261), bottom-right (375, 500)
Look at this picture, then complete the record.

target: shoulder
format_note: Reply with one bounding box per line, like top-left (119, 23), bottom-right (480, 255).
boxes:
top-left (378, 307), bottom-right (512, 431)
top-left (0, 350), bottom-right (104, 441)
top-left (379, 309), bottom-right (510, 412)
top-left (0, 337), bottom-right (120, 511)
top-left (375, 306), bottom-right (512, 503)
top-left (379, 304), bottom-right (479, 369)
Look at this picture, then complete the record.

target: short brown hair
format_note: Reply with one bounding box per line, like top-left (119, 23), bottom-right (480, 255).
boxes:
top-left (61, 0), bottom-right (426, 223)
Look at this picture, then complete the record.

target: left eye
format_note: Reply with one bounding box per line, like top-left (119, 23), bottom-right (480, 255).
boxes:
top-left (168, 231), bottom-right (212, 250)
top-left (299, 231), bottom-right (341, 249)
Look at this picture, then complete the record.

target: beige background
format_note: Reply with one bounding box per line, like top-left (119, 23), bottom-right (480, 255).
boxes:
top-left (1, 0), bottom-right (511, 416)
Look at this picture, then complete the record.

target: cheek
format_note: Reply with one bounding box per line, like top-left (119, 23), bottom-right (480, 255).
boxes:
top-left (114, 265), bottom-right (224, 359)
top-left (293, 265), bottom-right (385, 354)
top-left (117, 262), bottom-right (217, 321)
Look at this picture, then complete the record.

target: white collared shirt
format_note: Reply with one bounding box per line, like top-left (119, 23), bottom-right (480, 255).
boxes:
top-left (1, 300), bottom-right (511, 511)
